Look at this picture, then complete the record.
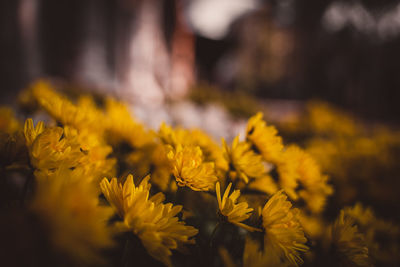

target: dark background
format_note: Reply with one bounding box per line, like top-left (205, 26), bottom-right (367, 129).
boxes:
top-left (1, 0), bottom-right (400, 122)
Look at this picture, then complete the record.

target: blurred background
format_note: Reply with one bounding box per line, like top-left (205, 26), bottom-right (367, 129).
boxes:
top-left (2, 0), bottom-right (400, 124)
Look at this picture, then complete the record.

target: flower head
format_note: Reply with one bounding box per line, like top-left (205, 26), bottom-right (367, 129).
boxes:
top-left (159, 123), bottom-right (228, 172)
top-left (100, 174), bottom-right (198, 266)
top-left (330, 210), bottom-right (370, 266)
top-left (248, 175), bottom-right (278, 195)
top-left (31, 167), bottom-right (114, 265)
top-left (219, 237), bottom-right (289, 267)
top-left (216, 182), bottom-right (260, 232)
top-left (24, 118), bottom-right (44, 147)
top-left (0, 106), bottom-right (21, 134)
top-left (126, 144), bottom-right (172, 191)
top-left (167, 144), bottom-right (218, 191)
top-left (104, 98), bottom-right (154, 147)
top-left (262, 190), bottom-right (308, 266)
top-left (277, 145), bottom-right (333, 213)
top-left (223, 136), bottom-right (266, 183)
top-left (24, 119), bottom-right (115, 182)
top-left (27, 125), bottom-right (82, 172)
top-left (246, 112), bottom-right (283, 164)
top-left (243, 238), bottom-right (288, 267)
top-left (31, 80), bottom-right (104, 134)
top-left (306, 101), bottom-right (359, 137)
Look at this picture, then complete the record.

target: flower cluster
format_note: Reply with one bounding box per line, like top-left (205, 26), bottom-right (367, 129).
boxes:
top-left (101, 175), bottom-right (198, 266)
top-left (1, 80), bottom-right (398, 266)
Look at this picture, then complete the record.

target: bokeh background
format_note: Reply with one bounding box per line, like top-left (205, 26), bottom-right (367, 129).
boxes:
top-left (2, 0), bottom-right (400, 122)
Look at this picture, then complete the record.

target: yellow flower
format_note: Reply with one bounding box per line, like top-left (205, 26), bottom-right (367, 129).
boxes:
top-left (24, 118), bottom-right (44, 147)
top-left (298, 213), bottom-right (324, 239)
top-left (248, 175), bottom-right (278, 195)
top-left (276, 149), bottom-right (299, 200)
top-left (100, 175), bottom-right (198, 266)
top-left (342, 203), bottom-right (399, 265)
top-left (29, 80), bottom-right (154, 148)
top-left (243, 238), bottom-right (288, 267)
top-left (30, 80), bottom-right (104, 134)
top-left (219, 237), bottom-right (288, 267)
top-left (24, 119), bottom-right (116, 183)
top-left (306, 101), bottom-right (359, 137)
top-left (27, 125), bottom-right (82, 172)
top-left (223, 136), bottom-right (266, 183)
top-left (262, 190), bottom-right (308, 266)
top-left (159, 123), bottom-right (228, 172)
top-left (31, 167), bottom-right (114, 265)
top-left (343, 203), bottom-right (374, 227)
top-left (104, 98), bottom-right (154, 147)
top-left (126, 144), bottom-right (172, 191)
top-left (0, 106), bottom-right (21, 134)
top-left (65, 127), bottom-right (116, 180)
top-left (167, 144), bottom-right (218, 191)
top-left (100, 174), bottom-right (153, 218)
top-left (277, 145), bottom-right (333, 213)
top-left (191, 129), bottom-right (228, 172)
top-left (215, 182), bottom-right (260, 232)
top-left (246, 112), bottom-right (283, 164)
top-left (158, 122), bottom-right (188, 147)
top-left (330, 210), bottom-right (370, 266)
top-left (218, 247), bottom-right (237, 267)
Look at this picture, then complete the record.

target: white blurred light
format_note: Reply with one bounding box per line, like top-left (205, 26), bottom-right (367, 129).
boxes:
top-left (377, 4), bottom-right (400, 40)
top-left (322, 2), bottom-right (374, 34)
top-left (322, 1), bottom-right (400, 41)
top-left (187, 0), bottom-right (259, 40)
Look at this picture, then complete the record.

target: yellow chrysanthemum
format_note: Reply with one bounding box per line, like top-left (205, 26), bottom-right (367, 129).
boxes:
top-left (104, 98), bottom-right (154, 147)
top-left (191, 129), bottom-right (229, 173)
top-left (30, 80), bottom-right (104, 134)
top-left (100, 174), bottom-right (153, 218)
top-left (159, 123), bottom-right (228, 172)
top-left (306, 101), bottom-right (359, 137)
top-left (342, 203), bottom-right (400, 265)
top-left (223, 136), bottom-right (266, 183)
top-left (24, 118), bottom-right (44, 147)
top-left (248, 175), bottom-right (278, 195)
top-left (29, 80), bottom-right (155, 148)
top-left (215, 182), bottom-right (260, 232)
top-left (246, 112), bottom-right (283, 164)
top-left (100, 175), bottom-right (198, 266)
top-left (126, 144), bottom-right (172, 191)
top-left (31, 167), bottom-right (114, 265)
top-left (24, 119), bottom-right (115, 182)
top-left (0, 106), bottom-right (21, 134)
top-left (330, 210), bottom-right (370, 266)
top-left (65, 127), bottom-right (116, 179)
top-left (343, 203), bottom-right (374, 227)
top-left (26, 124), bottom-right (82, 172)
top-left (277, 145), bottom-right (333, 213)
top-left (158, 122), bottom-right (188, 147)
top-left (262, 190), bottom-right (308, 266)
top-left (298, 213), bottom-right (324, 239)
top-left (243, 238), bottom-right (288, 267)
top-left (167, 144), bottom-right (218, 191)
top-left (219, 237), bottom-right (288, 267)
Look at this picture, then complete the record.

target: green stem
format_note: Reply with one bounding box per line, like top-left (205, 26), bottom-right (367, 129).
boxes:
top-left (209, 222), bottom-right (221, 247)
